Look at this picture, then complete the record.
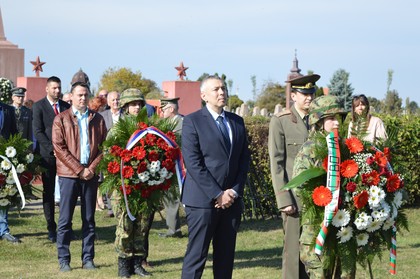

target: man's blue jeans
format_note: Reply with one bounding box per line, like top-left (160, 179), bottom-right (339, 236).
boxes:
top-left (0, 207), bottom-right (10, 236)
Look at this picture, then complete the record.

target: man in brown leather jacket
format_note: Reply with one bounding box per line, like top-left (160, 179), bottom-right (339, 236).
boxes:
top-left (52, 82), bottom-right (107, 272)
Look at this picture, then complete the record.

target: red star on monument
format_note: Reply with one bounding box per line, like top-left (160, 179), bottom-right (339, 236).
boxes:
top-left (175, 62), bottom-right (188, 80)
top-left (30, 56), bottom-right (46, 77)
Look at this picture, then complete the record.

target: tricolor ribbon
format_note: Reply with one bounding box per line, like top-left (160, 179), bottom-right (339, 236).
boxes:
top-left (314, 129), bottom-right (341, 255)
top-left (121, 126), bottom-right (185, 221)
top-left (0, 155), bottom-right (25, 209)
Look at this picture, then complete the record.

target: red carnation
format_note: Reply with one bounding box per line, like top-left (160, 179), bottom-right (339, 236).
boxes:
top-left (312, 186), bottom-right (332, 207)
top-left (340, 160), bottom-right (359, 178)
top-left (137, 161), bottom-right (147, 173)
top-left (374, 151), bottom-right (388, 168)
top-left (346, 181), bottom-right (357, 193)
top-left (366, 156), bottom-right (375, 165)
top-left (157, 138), bottom-right (168, 150)
top-left (120, 184), bottom-right (132, 195)
top-left (133, 184), bottom-right (141, 190)
top-left (138, 122), bottom-right (148, 130)
top-left (386, 174), bottom-right (402, 192)
top-left (384, 147), bottom-right (391, 161)
top-left (107, 161), bottom-right (120, 174)
top-left (110, 145), bottom-right (123, 157)
top-left (19, 171), bottom-right (33, 185)
top-left (122, 166), bottom-right (134, 178)
top-left (162, 158), bottom-right (175, 171)
top-left (345, 137), bottom-right (364, 153)
top-left (165, 147), bottom-right (179, 160)
top-left (166, 131), bottom-right (176, 141)
top-left (145, 134), bottom-right (157, 145)
top-left (120, 149), bottom-right (132, 162)
top-left (141, 188), bottom-right (151, 198)
top-left (362, 170), bottom-right (380, 186)
top-left (132, 146), bottom-right (146, 160)
top-left (148, 150), bottom-right (159, 161)
top-left (353, 190), bottom-right (369, 209)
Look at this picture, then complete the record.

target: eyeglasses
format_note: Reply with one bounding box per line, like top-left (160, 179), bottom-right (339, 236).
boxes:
top-left (352, 94), bottom-right (366, 99)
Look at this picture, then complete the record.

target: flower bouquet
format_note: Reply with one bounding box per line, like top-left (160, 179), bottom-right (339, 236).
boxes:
top-left (99, 108), bottom-right (184, 220)
top-left (0, 134), bottom-right (42, 209)
top-left (284, 128), bottom-right (408, 276)
top-left (0, 77), bottom-right (14, 104)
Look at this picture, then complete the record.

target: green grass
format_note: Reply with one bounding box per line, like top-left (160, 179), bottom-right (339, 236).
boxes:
top-left (1, 203), bottom-right (419, 279)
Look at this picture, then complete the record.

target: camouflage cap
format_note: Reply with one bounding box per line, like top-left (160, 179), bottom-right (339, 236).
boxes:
top-left (287, 74), bottom-right (320, 94)
top-left (120, 88), bottom-right (145, 108)
top-left (308, 95), bottom-right (347, 126)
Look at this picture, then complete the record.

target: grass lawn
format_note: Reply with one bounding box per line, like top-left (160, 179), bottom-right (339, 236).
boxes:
top-left (1, 201), bottom-right (419, 279)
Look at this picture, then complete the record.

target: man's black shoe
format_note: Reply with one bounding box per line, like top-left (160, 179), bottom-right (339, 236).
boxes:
top-left (2, 233), bottom-right (21, 243)
top-left (158, 231), bottom-right (183, 238)
top-left (82, 260), bottom-right (96, 270)
top-left (59, 262), bottom-right (71, 272)
top-left (48, 232), bottom-right (57, 243)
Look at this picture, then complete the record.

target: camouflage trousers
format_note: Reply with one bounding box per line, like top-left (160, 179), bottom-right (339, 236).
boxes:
top-left (300, 225), bottom-right (355, 279)
top-left (111, 192), bottom-right (154, 259)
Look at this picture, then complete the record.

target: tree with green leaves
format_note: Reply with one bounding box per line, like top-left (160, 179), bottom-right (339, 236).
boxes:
top-left (368, 96), bottom-right (382, 113)
top-left (251, 75), bottom-right (257, 101)
top-left (228, 95), bottom-right (243, 112)
top-left (255, 80), bottom-right (285, 113)
top-left (99, 67), bottom-right (159, 95)
top-left (327, 69), bottom-right (354, 110)
top-left (383, 90), bottom-right (402, 115)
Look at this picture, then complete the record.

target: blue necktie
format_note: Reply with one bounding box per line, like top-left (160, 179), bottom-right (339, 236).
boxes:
top-left (216, 116), bottom-right (231, 151)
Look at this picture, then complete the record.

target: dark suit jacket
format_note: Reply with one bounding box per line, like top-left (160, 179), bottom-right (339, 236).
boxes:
top-left (181, 107), bottom-right (250, 208)
top-left (100, 109), bottom-right (119, 131)
top-left (0, 102), bottom-right (18, 139)
top-left (14, 106), bottom-right (33, 142)
top-left (32, 97), bottom-right (71, 164)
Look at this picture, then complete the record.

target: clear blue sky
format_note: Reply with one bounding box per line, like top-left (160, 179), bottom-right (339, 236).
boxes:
top-left (2, 0), bottom-right (418, 104)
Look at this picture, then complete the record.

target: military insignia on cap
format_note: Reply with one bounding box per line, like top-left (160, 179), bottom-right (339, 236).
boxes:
top-left (160, 97), bottom-right (180, 108)
top-left (11, 87), bottom-right (27, 97)
top-left (288, 74), bottom-right (320, 94)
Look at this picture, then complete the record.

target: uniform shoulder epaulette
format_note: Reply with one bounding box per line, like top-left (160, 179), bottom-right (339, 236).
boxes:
top-left (274, 109), bottom-right (291, 118)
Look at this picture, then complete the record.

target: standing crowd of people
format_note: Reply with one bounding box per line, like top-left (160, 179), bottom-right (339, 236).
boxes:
top-left (0, 72), bottom-right (387, 278)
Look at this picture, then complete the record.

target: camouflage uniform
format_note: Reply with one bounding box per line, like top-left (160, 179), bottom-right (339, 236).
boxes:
top-left (292, 95), bottom-right (353, 279)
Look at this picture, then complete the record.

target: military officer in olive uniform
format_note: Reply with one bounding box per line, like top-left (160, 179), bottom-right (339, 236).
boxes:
top-left (268, 74), bottom-right (320, 279)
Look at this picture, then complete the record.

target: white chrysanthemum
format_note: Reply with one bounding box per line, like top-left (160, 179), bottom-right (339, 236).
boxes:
top-left (332, 209), bottom-right (351, 227)
top-left (6, 174), bottom-right (15, 184)
top-left (26, 153), bottom-right (34, 164)
top-left (368, 186), bottom-right (385, 208)
top-left (5, 146), bottom-right (17, 158)
top-left (0, 198), bottom-right (10, 206)
top-left (393, 191), bottom-right (403, 208)
top-left (138, 171), bottom-right (150, 182)
top-left (366, 219), bottom-right (383, 232)
top-left (159, 167), bottom-right (168, 179)
top-left (7, 187), bottom-right (17, 196)
top-left (166, 172), bottom-right (173, 179)
top-left (16, 164), bottom-right (25, 174)
top-left (1, 160), bottom-right (12, 170)
top-left (382, 218), bottom-right (395, 231)
top-left (148, 180), bottom-right (157, 186)
top-left (391, 204), bottom-right (398, 219)
top-left (0, 191), bottom-right (7, 198)
top-left (148, 161), bottom-right (161, 174)
top-left (356, 233), bottom-right (369, 246)
top-left (354, 214), bottom-right (372, 230)
top-left (337, 226), bottom-right (353, 243)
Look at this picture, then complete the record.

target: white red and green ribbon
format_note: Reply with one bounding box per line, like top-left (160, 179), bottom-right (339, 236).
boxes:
top-left (314, 129), bottom-right (341, 255)
top-left (122, 126), bottom-right (185, 221)
top-left (0, 155), bottom-right (25, 209)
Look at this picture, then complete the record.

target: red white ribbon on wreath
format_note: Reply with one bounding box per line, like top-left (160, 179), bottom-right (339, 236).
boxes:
top-left (0, 155), bottom-right (25, 209)
top-left (314, 129), bottom-right (341, 255)
top-left (121, 126), bottom-right (185, 221)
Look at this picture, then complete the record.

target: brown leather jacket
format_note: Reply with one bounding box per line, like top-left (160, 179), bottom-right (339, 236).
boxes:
top-left (52, 108), bottom-right (107, 178)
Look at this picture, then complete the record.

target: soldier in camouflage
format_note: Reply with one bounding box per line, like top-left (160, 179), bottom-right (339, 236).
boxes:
top-left (269, 74), bottom-right (320, 279)
top-left (292, 95), bottom-right (352, 278)
top-left (109, 88), bottom-right (153, 278)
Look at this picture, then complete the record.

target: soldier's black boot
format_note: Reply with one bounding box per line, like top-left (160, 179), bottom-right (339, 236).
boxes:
top-left (118, 257), bottom-right (131, 278)
top-left (133, 256), bottom-right (151, 277)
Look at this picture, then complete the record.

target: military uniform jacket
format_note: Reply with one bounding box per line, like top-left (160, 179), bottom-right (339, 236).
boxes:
top-left (14, 106), bottom-right (32, 142)
top-left (268, 105), bottom-right (309, 210)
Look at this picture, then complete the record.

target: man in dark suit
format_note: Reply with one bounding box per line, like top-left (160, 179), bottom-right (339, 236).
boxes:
top-left (32, 76), bottom-right (71, 243)
top-left (0, 99), bottom-right (19, 243)
top-left (181, 75), bottom-right (250, 279)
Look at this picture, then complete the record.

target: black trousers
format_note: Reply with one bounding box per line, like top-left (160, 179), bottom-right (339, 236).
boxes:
top-left (42, 164), bottom-right (57, 234)
top-left (181, 200), bottom-right (242, 279)
top-left (57, 176), bottom-right (98, 265)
